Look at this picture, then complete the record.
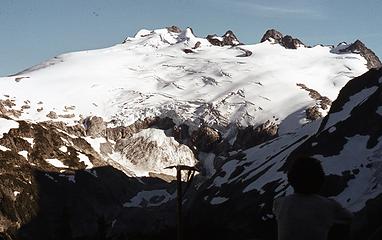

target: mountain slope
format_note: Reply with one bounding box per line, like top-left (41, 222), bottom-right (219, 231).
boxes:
top-left (0, 27), bottom-right (381, 240)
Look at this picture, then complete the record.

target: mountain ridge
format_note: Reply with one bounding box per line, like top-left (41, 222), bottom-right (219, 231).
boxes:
top-left (0, 27), bottom-right (381, 239)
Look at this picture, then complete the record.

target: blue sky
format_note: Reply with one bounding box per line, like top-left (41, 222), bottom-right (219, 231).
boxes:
top-left (0, 0), bottom-right (381, 76)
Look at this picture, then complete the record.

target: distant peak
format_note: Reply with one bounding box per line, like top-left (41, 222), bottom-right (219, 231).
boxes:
top-left (166, 25), bottom-right (182, 33)
top-left (206, 30), bottom-right (241, 47)
top-left (260, 29), bottom-right (283, 43)
top-left (260, 28), bottom-right (305, 49)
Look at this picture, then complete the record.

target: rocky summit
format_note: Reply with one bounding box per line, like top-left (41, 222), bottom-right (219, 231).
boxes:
top-left (0, 26), bottom-right (381, 240)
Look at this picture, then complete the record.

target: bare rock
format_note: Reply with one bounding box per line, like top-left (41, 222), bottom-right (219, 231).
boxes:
top-left (58, 114), bottom-right (75, 118)
top-left (192, 41), bottom-right (201, 49)
top-left (191, 126), bottom-right (221, 152)
top-left (260, 29), bottom-right (284, 43)
top-left (306, 106), bottom-right (322, 121)
top-left (83, 116), bottom-right (106, 138)
top-left (207, 30), bottom-right (241, 47)
top-left (297, 83), bottom-right (332, 110)
top-left (183, 49), bottom-right (195, 54)
top-left (340, 40), bottom-right (381, 69)
top-left (222, 30), bottom-right (240, 46)
top-left (260, 29), bottom-right (304, 49)
top-left (281, 35), bottom-right (304, 49)
top-left (166, 25), bottom-right (182, 33)
top-left (106, 117), bottom-right (174, 141)
top-left (236, 47), bottom-right (253, 57)
top-left (173, 124), bottom-right (190, 143)
top-left (46, 111), bottom-right (58, 119)
top-left (234, 120), bottom-right (279, 150)
top-left (0, 99), bottom-right (21, 118)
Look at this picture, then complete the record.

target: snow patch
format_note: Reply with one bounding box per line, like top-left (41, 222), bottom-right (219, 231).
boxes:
top-left (0, 118), bottom-right (19, 138)
top-left (18, 150), bottom-right (28, 159)
top-left (45, 158), bottom-right (69, 168)
top-left (329, 126), bottom-right (336, 133)
top-left (85, 137), bottom-right (107, 154)
top-left (376, 106), bottom-right (382, 116)
top-left (210, 197), bottom-right (229, 205)
top-left (0, 145), bottom-right (11, 151)
top-left (324, 86), bottom-right (378, 130)
top-left (123, 189), bottom-right (175, 208)
top-left (59, 146), bottom-right (67, 152)
top-left (22, 137), bottom-right (34, 148)
top-left (78, 153), bottom-right (93, 169)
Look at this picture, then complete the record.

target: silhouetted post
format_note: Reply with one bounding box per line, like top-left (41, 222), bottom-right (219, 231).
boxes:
top-left (165, 165), bottom-right (199, 240)
top-left (176, 167), bottom-right (182, 240)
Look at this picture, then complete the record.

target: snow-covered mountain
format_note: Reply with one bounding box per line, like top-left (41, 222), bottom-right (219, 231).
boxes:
top-left (0, 26), bottom-right (381, 240)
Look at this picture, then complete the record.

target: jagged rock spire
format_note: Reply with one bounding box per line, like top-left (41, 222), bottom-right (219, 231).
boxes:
top-left (260, 28), bottom-right (305, 49)
top-left (206, 30), bottom-right (241, 47)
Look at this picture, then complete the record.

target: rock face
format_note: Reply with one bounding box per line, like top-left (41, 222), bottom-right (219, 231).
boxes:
top-left (191, 126), bottom-right (221, 152)
top-left (233, 120), bottom-right (279, 150)
top-left (261, 29), bottom-right (305, 49)
top-left (166, 25), bottom-right (182, 33)
top-left (206, 30), bottom-right (241, 47)
top-left (83, 116), bottom-right (105, 137)
top-left (340, 40), bottom-right (382, 69)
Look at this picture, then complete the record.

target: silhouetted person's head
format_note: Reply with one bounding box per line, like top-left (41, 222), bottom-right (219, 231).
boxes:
top-left (287, 156), bottom-right (325, 194)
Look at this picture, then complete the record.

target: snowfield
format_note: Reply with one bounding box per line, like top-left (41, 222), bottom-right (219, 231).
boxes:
top-left (0, 28), bottom-right (368, 134)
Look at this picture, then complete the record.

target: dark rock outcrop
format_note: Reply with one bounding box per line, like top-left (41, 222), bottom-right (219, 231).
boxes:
top-left (261, 29), bottom-right (305, 49)
top-left (166, 25), bottom-right (182, 33)
top-left (83, 116), bottom-right (106, 138)
top-left (233, 120), bottom-right (279, 150)
top-left (183, 49), bottom-right (195, 54)
top-left (191, 126), bottom-right (221, 152)
top-left (340, 40), bottom-right (381, 69)
top-left (207, 30), bottom-right (241, 47)
top-left (260, 29), bottom-right (284, 43)
top-left (306, 106), bottom-right (322, 121)
top-left (297, 83), bottom-right (332, 110)
top-left (192, 41), bottom-right (201, 50)
top-left (236, 47), bottom-right (253, 57)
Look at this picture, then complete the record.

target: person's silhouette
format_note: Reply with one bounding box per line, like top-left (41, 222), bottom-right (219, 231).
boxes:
top-left (273, 156), bottom-right (353, 240)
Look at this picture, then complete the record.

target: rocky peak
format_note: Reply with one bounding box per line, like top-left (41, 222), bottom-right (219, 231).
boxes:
top-left (206, 30), bottom-right (241, 47)
top-left (260, 29), bottom-right (283, 43)
top-left (260, 29), bottom-right (304, 49)
top-left (340, 39), bottom-right (382, 69)
top-left (166, 25), bottom-right (182, 33)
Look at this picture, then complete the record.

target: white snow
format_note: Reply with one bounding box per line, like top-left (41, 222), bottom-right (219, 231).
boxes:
top-left (0, 118), bottom-right (19, 138)
top-left (18, 150), bottom-right (28, 159)
top-left (0, 28), bottom-right (368, 136)
top-left (376, 106), bottom-right (382, 116)
top-left (0, 145), bottom-right (11, 151)
top-left (78, 153), bottom-right (93, 169)
top-left (45, 158), bottom-right (69, 168)
top-left (210, 197), bottom-right (229, 205)
top-left (314, 135), bottom-right (382, 211)
top-left (323, 86), bottom-right (378, 131)
top-left (199, 152), bottom-right (216, 176)
top-left (85, 137), bottom-right (107, 154)
top-left (59, 146), bottom-right (67, 152)
top-left (13, 191), bottom-right (20, 197)
top-left (22, 137), bottom-right (34, 148)
top-left (211, 160), bottom-right (240, 188)
top-left (123, 189), bottom-right (175, 208)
